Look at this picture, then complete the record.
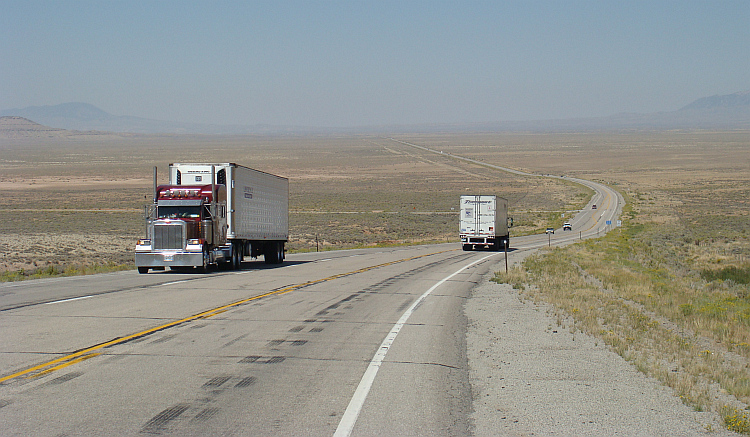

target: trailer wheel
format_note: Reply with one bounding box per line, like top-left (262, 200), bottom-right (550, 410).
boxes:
top-left (138, 267), bottom-right (149, 274)
top-left (263, 242), bottom-right (278, 264)
top-left (462, 244), bottom-right (472, 251)
top-left (264, 242), bottom-right (283, 264)
top-left (233, 242), bottom-right (243, 270)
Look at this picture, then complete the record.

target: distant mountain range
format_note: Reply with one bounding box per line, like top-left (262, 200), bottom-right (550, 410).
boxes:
top-left (0, 102), bottom-right (278, 135)
top-left (1, 91), bottom-right (749, 135)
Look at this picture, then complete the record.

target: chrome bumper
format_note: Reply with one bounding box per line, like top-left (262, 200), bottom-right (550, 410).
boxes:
top-left (135, 251), bottom-right (203, 267)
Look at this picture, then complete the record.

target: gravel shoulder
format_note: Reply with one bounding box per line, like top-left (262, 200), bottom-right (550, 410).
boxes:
top-left (466, 266), bottom-right (736, 436)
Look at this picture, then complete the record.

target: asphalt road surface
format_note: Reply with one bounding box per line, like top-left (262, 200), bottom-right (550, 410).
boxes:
top-left (2, 244), bottom-right (509, 436)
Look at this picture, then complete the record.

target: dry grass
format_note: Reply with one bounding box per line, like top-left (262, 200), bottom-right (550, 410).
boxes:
top-left (486, 129), bottom-right (750, 432)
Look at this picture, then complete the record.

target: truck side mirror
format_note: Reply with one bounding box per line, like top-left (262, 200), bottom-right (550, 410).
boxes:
top-left (508, 217), bottom-right (514, 228)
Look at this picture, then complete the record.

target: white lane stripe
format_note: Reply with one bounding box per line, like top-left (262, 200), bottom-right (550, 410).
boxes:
top-left (333, 252), bottom-right (498, 437)
top-left (44, 295), bottom-right (93, 305)
top-left (158, 280), bottom-right (189, 286)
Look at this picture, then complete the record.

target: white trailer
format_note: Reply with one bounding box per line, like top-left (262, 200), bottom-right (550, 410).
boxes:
top-left (135, 163), bottom-right (288, 273)
top-left (459, 195), bottom-right (511, 251)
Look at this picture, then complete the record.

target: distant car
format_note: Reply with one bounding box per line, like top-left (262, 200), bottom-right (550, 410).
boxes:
top-left (546, 227), bottom-right (555, 234)
top-left (563, 222), bottom-right (572, 231)
top-left (592, 204), bottom-right (597, 210)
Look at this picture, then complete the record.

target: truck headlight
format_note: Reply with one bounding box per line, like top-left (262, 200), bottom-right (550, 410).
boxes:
top-left (136, 239), bottom-right (152, 251)
top-left (186, 239), bottom-right (203, 251)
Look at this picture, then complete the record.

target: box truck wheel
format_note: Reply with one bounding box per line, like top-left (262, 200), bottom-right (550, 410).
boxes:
top-left (462, 244), bottom-right (472, 251)
top-left (138, 267), bottom-right (149, 274)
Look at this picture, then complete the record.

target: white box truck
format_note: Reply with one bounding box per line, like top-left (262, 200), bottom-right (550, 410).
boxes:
top-left (135, 163), bottom-right (288, 273)
top-left (460, 195), bottom-right (511, 251)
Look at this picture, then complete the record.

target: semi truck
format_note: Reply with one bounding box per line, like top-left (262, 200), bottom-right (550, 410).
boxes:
top-left (459, 195), bottom-right (512, 251)
top-left (135, 163), bottom-right (288, 273)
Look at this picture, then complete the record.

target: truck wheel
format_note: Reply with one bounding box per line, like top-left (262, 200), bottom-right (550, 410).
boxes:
top-left (232, 242), bottom-right (242, 270)
top-left (198, 247), bottom-right (210, 273)
top-left (462, 244), bottom-right (472, 251)
top-left (138, 267), bottom-right (149, 274)
top-left (264, 243), bottom-right (275, 264)
top-left (265, 242), bottom-right (282, 264)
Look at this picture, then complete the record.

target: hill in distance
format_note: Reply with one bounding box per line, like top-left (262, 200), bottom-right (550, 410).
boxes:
top-left (1, 91), bottom-right (749, 135)
top-left (0, 115), bottom-right (134, 141)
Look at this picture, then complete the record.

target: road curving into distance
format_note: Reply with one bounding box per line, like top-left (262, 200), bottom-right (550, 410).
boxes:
top-left (1, 140), bottom-right (728, 436)
top-left (387, 137), bottom-right (624, 242)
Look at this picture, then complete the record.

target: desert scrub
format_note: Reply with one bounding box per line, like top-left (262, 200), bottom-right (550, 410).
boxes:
top-left (492, 265), bottom-right (527, 290)
top-left (520, 245), bottom-right (750, 414)
top-left (288, 211), bottom-right (457, 252)
top-left (0, 262), bottom-right (134, 282)
top-left (701, 265), bottom-right (750, 285)
top-left (574, 223), bottom-right (750, 358)
top-left (722, 406), bottom-right (750, 434)
top-left (514, 220), bottom-right (750, 429)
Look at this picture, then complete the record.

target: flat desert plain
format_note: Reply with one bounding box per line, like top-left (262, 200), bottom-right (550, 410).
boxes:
top-left (1, 130), bottom-right (747, 277)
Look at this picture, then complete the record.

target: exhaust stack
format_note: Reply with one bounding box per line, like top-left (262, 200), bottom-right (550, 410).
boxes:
top-left (152, 166), bottom-right (158, 203)
top-left (211, 165), bottom-right (216, 201)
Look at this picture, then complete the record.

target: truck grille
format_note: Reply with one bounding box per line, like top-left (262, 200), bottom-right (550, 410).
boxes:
top-left (153, 222), bottom-right (185, 250)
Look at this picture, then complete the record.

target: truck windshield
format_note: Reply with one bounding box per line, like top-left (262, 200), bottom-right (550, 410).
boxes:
top-left (157, 206), bottom-right (201, 219)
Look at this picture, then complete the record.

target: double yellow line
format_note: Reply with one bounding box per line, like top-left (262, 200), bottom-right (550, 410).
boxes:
top-left (1, 249), bottom-right (456, 384)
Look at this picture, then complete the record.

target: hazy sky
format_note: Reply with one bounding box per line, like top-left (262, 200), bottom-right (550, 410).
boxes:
top-left (1, 1), bottom-right (748, 127)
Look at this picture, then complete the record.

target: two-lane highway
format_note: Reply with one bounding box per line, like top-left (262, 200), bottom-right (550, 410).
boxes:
top-left (1, 245), bottom-right (508, 436)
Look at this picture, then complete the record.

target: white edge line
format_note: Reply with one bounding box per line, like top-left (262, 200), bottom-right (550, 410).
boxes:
top-left (333, 252), bottom-right (498, 437)
top-left (44, 295), bottom-right (94, 305)
top-left (158, 280), bottom-right (189, 286)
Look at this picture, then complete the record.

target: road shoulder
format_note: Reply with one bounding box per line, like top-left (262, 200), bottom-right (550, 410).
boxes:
top-left (466, 271), bottom-right (735, 436)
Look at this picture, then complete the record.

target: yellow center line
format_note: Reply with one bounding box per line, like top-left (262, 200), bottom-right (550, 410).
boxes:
top-left (29, 353), bottom-right (101, 379)
top-left (581, 186), bottom-right (614, 233)
top-left (0, 248), bottom-right (457, 384)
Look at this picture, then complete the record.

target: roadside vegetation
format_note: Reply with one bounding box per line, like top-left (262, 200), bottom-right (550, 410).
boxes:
top-left (494, 178), bottom-right (750, 433)
top-left (0, 262), bottom-right (133, 282)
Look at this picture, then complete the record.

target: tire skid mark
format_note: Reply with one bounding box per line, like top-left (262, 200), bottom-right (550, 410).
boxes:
top-left (234, 376), bottom-right (257, 388)
top-left (239, 355), bottom-right (286, 364)
top-left (202, 376), bottom-right (231, 388)
top-left (141, 403), bottom-right (190, 434)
